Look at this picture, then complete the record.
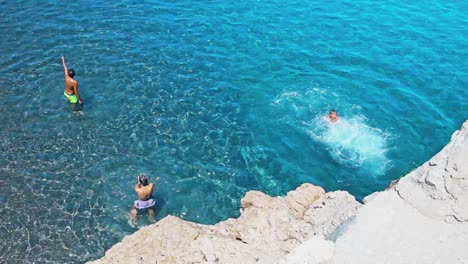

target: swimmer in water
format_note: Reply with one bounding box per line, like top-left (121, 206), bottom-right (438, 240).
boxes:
top-left (328, 109), bottom-right (340, 122)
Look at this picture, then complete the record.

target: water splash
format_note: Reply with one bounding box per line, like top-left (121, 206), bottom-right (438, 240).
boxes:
top-left (273, 88), bottom-right (391, 177)
top-left (305, 115), bottom-right (390, 176)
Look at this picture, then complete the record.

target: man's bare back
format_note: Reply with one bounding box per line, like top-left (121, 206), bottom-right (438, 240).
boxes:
top-left (64, 75), bottom-right (77, 95)
top-left (135, 182), bottom-right (154, 201)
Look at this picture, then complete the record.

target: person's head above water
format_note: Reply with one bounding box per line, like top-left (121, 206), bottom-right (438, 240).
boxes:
top-left (328, 109), bottom-right (339, 122)
top-left (138, 174), bottom-right (149, 186)
top-left (68, 69), bottom-right (75, 78)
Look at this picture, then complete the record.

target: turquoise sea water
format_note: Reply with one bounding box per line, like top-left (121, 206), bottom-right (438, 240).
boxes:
top-left (0, 0), bottom-right (466, 262)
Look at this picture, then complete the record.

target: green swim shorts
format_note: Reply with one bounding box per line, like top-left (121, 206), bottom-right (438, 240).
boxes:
top-left (64, 91), bottom-right (78, 104)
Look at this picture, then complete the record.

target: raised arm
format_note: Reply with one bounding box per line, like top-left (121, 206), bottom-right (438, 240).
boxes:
top-left (134, 175), bottom-right (142, 192)
top-left (62, 56), bottom-right (68, 77)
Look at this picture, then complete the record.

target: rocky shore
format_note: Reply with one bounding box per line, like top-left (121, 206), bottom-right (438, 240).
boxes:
top-left (89, 120), bottom-right (468, 264)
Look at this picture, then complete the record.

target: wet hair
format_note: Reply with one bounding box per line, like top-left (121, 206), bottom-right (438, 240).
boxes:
top-left (329, 109), bottom-right (336, 114)
top-left (138, 174), bottom-right (149, 186)
top-left (68, 69), bottom-right (75, 78)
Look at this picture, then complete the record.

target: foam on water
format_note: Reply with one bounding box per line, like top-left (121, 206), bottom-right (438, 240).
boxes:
top-left (273, 87), bottom-right (392, 178)
top-left (305, 115), bottom-right (390, 176)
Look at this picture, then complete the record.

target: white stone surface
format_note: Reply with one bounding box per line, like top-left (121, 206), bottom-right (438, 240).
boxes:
top-left (332, 190), bottom-right (468, 264)
top-left (280, 235), bottom-right (335, 264)
top-left (332, 120), bottom-right (468, 264)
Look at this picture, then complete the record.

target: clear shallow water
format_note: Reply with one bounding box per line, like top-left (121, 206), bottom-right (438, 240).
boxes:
top-left (0, 0), bottom-right (467, 262)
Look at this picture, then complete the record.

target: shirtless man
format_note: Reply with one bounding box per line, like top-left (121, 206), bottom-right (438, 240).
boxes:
top-left (130, 174), bottom-right (156, 226)
top-left (328, 109), bottom-right (340, 122)
top-left (62, 56), bottom-right (83, 110)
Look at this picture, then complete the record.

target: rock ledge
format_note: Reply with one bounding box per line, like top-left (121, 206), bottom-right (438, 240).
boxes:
top-left (89, 184), bottom-right (360, 264)
top-left (89, 120), bottom-right (468, 264)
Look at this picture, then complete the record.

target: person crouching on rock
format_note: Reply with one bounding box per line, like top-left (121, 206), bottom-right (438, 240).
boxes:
top-left (130, 174), bottom-right (156, 226)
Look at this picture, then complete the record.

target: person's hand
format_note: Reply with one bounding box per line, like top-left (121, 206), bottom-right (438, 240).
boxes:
top-left (79, 99), bottom-right (84, 105)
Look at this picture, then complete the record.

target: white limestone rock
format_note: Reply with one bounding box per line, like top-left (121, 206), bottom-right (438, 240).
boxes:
top-left (395, 120), bottom-right (468, 222)
top-left (332, 120), bottom-right (468, 264)
top-left (280, 235), bottom-right (335, 264)
top-left (88, 183), bottom-right (361, 264)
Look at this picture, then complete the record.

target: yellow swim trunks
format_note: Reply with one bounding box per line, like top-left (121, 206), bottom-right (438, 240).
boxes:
top-left (64, 91), bottom-right (78, 104)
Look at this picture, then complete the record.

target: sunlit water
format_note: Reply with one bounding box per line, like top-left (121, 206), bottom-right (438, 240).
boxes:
top-left (0, 0), bottom-right (467, 263)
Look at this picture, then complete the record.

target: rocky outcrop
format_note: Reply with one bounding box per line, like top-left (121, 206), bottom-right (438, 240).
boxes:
top-left (89, 120), bottom-right (468, 264)
top-left (88, 184), bottom-right (361, 264)
top-left (325, 120), bottom-right (468, 263)
top-left (395, 120), bottom-right (468, 223)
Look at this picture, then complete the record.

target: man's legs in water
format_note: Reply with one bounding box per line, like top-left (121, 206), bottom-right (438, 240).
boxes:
top-left (71, 102), bottom-right (84, 111)
top-left (149, 208), bottom-right (155, 223)
top-left (129, 205), bottom-right (138, 227)
top-left (129, 205), bottom-right (155, 226)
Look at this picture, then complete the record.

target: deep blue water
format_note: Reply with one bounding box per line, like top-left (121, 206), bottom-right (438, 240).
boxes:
top-left (0, 0), bottom-right (466, 262)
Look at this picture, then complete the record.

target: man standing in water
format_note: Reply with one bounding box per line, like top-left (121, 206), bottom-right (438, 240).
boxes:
top-left (130, 174), bottom-right (156, 226)
top-left (62, 56), bottom-right (83, 110)
top-left (328, 109), bottom-right (340, 122)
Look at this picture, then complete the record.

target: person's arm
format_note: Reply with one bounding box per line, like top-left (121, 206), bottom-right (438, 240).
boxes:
top-left (134, 175), bottom-right (142, 192)
top-left (73, 82), bottom-right (83, 105)
top-left (61, 56), bottom-right (68, 77)
top-left (134, 183), bottom-right (141, 192)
